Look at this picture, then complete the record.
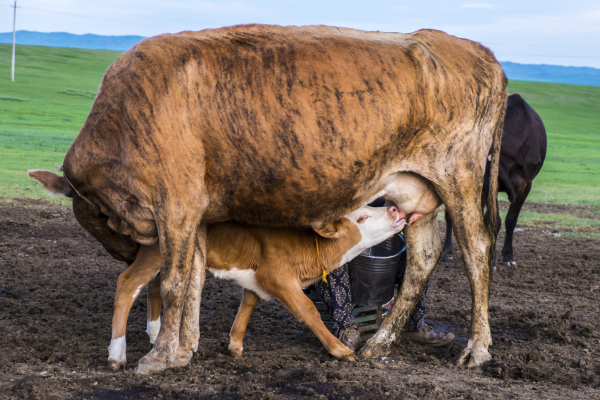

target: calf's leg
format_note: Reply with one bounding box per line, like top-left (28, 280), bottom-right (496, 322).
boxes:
top-left (268, 280), bottom-right (354, 360)
top-left (109, 244), bottom-right (161, 370)
top-left (501, 182), bottom-right (531, 268)
top-left (229, 289), bottom-right (260, 358)
top-left (359, 212), bottom-right (441, 358)
top-left (147, 273), bottom-right (162, 344)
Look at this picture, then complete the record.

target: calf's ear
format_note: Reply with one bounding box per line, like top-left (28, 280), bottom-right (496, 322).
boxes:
top-left (28, 170), bottom-right (73, 197)
top-left (312, 219), bottom-right (347, 239)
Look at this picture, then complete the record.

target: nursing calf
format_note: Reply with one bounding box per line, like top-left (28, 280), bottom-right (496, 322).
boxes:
top-left (107, 204), bottom-right (405, 369)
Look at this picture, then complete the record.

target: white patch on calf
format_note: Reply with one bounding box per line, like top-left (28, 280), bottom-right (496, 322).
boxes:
top-left (146, 318), bottom-right (161, 344)
top-left (108, 336), bottom-right (126, 363)
top-left (209, 268), bottom-right (274, 300)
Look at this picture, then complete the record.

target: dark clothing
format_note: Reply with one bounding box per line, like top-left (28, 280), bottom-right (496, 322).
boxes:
top-left (314, 264), bottom-right (356, 338)
top-left (314, 249), bottom-right (429, 337)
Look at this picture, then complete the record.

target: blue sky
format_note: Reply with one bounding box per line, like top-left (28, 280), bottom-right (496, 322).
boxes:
top-left (1, 0), bottom-right (599, 68)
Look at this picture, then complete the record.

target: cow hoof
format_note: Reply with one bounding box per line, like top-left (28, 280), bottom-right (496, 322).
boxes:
top-left (357, 341), bottom-right (391, 359)
top-left (456, 346), bottom-right (492, 367)
top-left (191, 342), bottom-right (199, 353)
top-left (170, 349), bottom-right (193, 369)
top-left (109, 359), bottom-right (126, 371)
top-left (500, 261), bottom-right (516, 268)
top-left (229, 348), bottom-right (243, 358)
top-left (339, 353), bottom-right (356, 362)
top-left (134, 352), bottom-right (168, 375)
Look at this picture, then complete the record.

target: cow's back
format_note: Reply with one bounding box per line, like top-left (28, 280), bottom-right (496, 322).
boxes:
top-left (65, 25), bottom-right (506, 232)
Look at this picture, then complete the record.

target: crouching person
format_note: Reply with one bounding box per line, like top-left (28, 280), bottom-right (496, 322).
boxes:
top-left (314, 252), bottom-right (454, 351)
top-left (314, 197), bottom-right (454, 351)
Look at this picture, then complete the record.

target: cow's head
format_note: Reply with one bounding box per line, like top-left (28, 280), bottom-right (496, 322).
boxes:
top-left (28, 170), bottom-right (140, 264)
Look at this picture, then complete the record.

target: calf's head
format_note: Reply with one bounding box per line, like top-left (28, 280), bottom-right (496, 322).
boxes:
top-left (314, 205), bottom-right (405, 244)
top-left (344, 205), bottom-right (405, 247)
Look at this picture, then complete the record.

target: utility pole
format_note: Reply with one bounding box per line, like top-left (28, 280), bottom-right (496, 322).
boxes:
top-left (11, 0), bottom-right (19, 81)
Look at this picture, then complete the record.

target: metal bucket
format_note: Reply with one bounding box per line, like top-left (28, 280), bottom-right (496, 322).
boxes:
top-left (348, 234), bottom-right (405, 307)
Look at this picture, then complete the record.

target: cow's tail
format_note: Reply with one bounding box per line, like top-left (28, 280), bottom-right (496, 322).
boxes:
top-left (483, 88), bottom-right (506, 280)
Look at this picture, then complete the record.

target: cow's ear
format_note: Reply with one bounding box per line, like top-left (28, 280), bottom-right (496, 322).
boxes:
top-left (312, 220), bottom-right (347, 239)
top-left (28, 170), bottom-right (73, 197)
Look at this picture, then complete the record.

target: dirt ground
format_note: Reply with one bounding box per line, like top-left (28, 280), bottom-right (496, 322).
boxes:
top-left (1, 199), bottom-right (599, 399)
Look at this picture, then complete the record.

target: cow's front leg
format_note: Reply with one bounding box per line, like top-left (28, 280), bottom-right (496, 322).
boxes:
top-left (359, 212), bottom-right (441, 358)
top-left (174, 228), bottom-right (208, 366)
top-left (135, 206), bottom-right (204, 375)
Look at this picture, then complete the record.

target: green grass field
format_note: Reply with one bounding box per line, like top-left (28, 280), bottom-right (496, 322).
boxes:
top-left (1, 43), bottom-right (599, 210)
top-left (0, 44), bottom-right (120, 200)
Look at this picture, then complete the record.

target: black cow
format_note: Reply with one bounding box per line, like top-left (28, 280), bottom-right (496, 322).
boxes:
top-left (443, 93), bottom-right (547, 268)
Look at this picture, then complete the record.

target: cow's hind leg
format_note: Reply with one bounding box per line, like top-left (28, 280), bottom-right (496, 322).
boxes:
top-left (147, 273), bottom-right (162, 344)
top-left (135, 199), bottom-right (206, 375)
top-left (109, 244), bottom-right (161, 370)
top-left (359, 212), bottom-right (441, 359)
top-left (446, 198), bottom-right (495, 367)
top-left (501, 182), bottom-right (531, 268)
top-left (229, 289), bottom-right (260, 358)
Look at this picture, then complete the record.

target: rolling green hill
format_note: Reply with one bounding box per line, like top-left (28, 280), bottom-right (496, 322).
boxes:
top-left (1, 44), bottom-right (599, 206)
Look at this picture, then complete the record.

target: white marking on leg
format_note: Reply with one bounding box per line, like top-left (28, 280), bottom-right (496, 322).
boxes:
top-left (108, 336), bottom-right (126, 363)
top-left (132, 284), bottom-right (144, 300)
top-left (146, 318), bottom-right (161, 344)
top-left (209, 268), bottom-right (273, 300)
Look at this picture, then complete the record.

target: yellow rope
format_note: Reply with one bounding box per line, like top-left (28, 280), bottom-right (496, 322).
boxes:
top-left (315, 235), bottom-right (328, 283)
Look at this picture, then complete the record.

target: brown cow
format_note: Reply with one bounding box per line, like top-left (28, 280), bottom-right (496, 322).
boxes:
top-left (104, 204), bottom-right (405, 369)
top-left (28, 25), bottom-right (506, 373)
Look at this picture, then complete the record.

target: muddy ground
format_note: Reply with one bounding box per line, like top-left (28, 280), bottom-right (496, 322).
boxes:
top-left (0, 199), bottom-right (599, 399)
